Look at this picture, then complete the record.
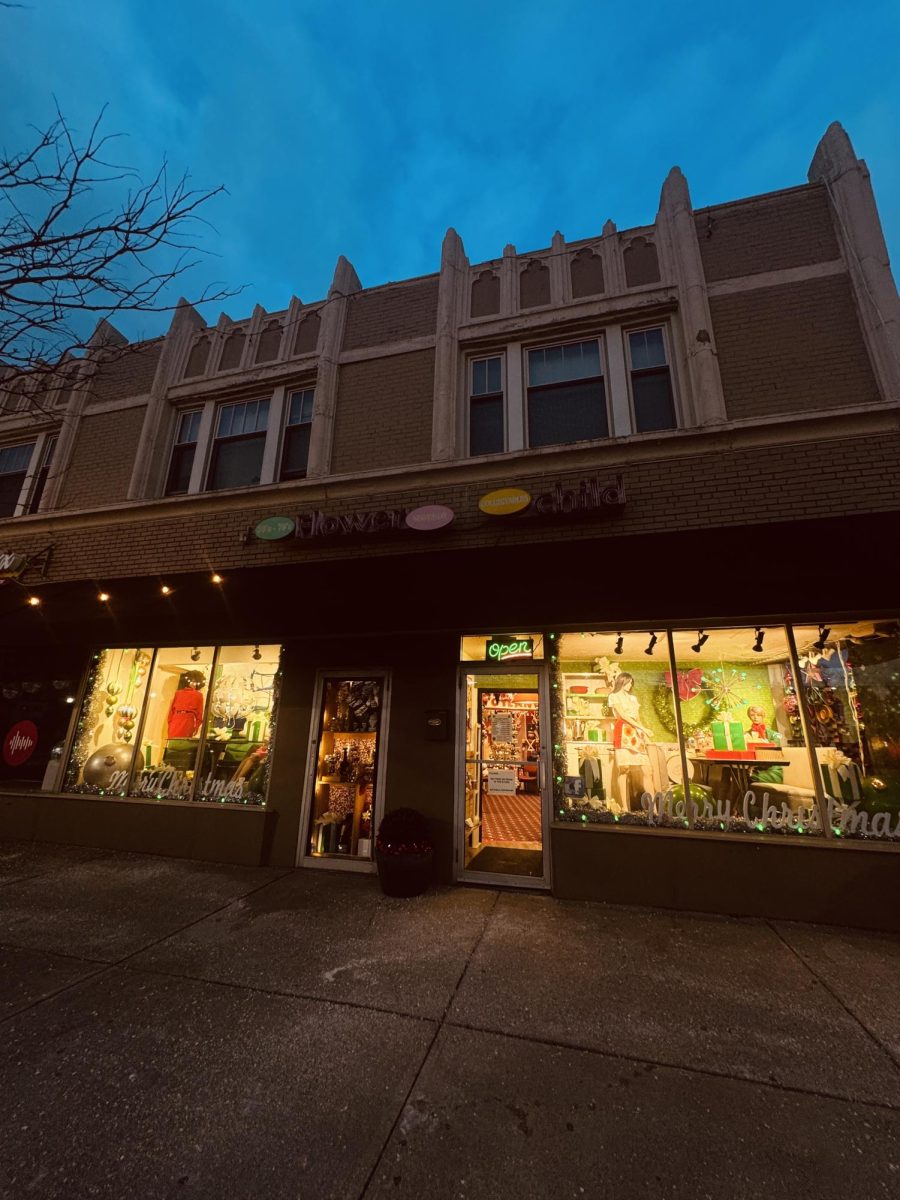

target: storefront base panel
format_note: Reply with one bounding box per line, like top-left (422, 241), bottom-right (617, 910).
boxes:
top-left (0, 792), bottom-right (275, 867)
top-left (550, 825), bottom-right (900, 933)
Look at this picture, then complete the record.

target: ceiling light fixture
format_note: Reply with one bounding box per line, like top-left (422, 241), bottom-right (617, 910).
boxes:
top-left (190, 647), bottom-right (201, 662)
top-left (614, 633), bottom-right (624, 655)
top-left (644, 632), bottom-right (658, 656)
top-left (752, 627), bottom-right (765, 653)
top-left (252, 645), bottom-right (262, 661)
top-left (691, 630), bottom-right (709, 653)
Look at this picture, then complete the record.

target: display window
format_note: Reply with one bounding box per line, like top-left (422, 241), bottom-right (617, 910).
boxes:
top-left (550, 624), bottom-right (900, 843)
top-left (64, 644), bottom-right (282, 805)
top-left (303, 675), bottom-right (387, 861)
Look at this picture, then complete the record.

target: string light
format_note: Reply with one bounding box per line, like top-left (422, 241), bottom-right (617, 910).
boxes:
top-left (644, 632), bottom-right (658, 656)
top-left (691, 630), bottom-right (709, 653)
top-left (752, 627), bottom-right (765, 653)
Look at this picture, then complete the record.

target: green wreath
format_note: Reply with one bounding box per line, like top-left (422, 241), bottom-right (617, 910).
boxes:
top-left (652, 683), bottom-right (714, 739)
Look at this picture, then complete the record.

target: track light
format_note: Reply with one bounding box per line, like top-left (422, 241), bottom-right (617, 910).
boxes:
top-left (26, 595), bottom-right (40, 607)
top-left (614, 633), bottom-right (623, 655)
top-left (160, 585), bottom-right (172, 596)
top-left (691, 630), bottom-right (709, 653)
top-left (252, 644), bottom-right (262, 661)
top-left (644, 632), bottom-right (658, 656)
top-left (752, 627), bottom-right (764, 653)
top-left (813, 625), bottom-right (831, 653)
top-left (190, 647), bottom-right (201, 662)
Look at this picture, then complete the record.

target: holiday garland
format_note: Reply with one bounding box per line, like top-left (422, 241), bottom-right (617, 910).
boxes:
top-left (652, 682), bottom-right (715, 739)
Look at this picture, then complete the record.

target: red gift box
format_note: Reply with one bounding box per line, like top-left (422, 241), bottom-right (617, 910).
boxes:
top-left (704, 749), bottom-right (757, 760)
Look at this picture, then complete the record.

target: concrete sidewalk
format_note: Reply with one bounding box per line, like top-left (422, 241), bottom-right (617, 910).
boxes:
top-left (0, 840), bottom-right (898, 1199)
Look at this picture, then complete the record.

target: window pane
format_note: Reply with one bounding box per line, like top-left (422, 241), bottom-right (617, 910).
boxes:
top-left (528, 379), bottom-right (608, 447)
top-left (27, 438), bottom-right (58, 514)
top-left (305, 676), bottom-right (385, 860)
top-left (633, 370), bottom-right (676, 432)
top-left (195, 644), bottom-right (281, 805)
top-left (165, 443), bottom-right (196, 495)
top-left (629, 328), bottom-right (666, 370)
top-left (529, 341), bottom-right (600, 387)
top-left (64, 649), bottom-right (152, 794)
top-left (0, 443), bottom-right (35, 474)
top-left (472, 360), bottom-right (486, 396)
top-left (254, 398), bottom-right (270, 432)
top-left (470, 395), bottom-right (504, 455)
top-left (288, 390), bottom-right (314, 425)
top-left (207, 433), bottom-right (266, 490)
top-left (280, 423), bottom-right (311, 479)
top-left (486, 356), bottom-right (502, 392)
top-left (129, 647), bottom-right (215, 800)
top-left (793, 621), bottom-right (900, 841)
top-left (217, 405), bottom-right (234, 438)
top-left (0, 473), bottom-right (25, 516)
top-left (177, 411), bottom-right (201, 444)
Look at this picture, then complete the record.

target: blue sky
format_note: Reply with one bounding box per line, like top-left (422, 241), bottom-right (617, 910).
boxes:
top-left (2, 0), bottom-right (898, 344)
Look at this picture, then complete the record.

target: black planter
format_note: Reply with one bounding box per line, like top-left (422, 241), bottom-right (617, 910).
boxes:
top-left (375, 848), bottom-right (434, 898)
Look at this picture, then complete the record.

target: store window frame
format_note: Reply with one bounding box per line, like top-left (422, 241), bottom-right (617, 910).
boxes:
top-left (163, 382), bottom-right (317, 498)
top-left (61, 642), bottom-right (283, 808)
top-left (0, 432), bottom-right (58, 518)
top-left (296, 668), bottom-right (393, 874)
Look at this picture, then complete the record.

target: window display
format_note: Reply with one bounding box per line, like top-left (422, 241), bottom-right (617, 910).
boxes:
top-left (304, 676), bottom-right (386, 860)
top-left (551, 625), bottom-right (900, 843)
top-left (65, 644), bottom-right (282, 805)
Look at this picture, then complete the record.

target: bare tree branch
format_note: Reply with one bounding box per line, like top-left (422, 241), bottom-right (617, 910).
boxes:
top-left (0, 106), bottom-right (241, 416)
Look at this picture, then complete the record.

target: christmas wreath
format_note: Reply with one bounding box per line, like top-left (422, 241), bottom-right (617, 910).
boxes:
top-left (652, 682), bottom-right (714, 739)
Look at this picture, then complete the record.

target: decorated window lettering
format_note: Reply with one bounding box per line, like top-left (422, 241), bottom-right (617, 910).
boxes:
top-left (549, 625), bottom-right (900, 845)
top-left (65, 644), bottom-right (283, 806)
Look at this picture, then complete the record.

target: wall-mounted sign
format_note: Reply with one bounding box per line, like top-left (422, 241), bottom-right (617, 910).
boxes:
top-left (0, 552), bottom-right (28, 579)
top-left (478, 477), bottom-right (625, 520)
top-left (296, 508), bottom-right (407, 539)
top-left (486, 637), bottom-right (534, 662)
top-left (3, 720), bottom-right (38, 767)
top-left (479, 487), bottom-right (532, 516)
top-left (405, 504), bottom-right (455, 531)
top-left (254, 516), bottom-right (296, 541)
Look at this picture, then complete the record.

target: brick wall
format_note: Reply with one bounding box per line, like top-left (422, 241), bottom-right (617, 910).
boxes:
top-left (343, 277), bottom-right (439, 350)
top-left (711, 275), bottom-right (881, 419)
top-left (696, 185), bottom-right (840, 281)
top-left (87, 340), bottom-right (162, 405)
top-left (8, 427), bottom-right (900, 584)
top-left (331, 349), bottom-right (435, 473)
top-left (57, 405), bottom-right (147, 509)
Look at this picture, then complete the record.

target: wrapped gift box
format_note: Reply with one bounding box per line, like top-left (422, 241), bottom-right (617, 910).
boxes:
top-left (711, 721), bottom-right (747, 751)
top-left (705, 749), bottom-right (757, 760)
top-left (820, 759), bottom-right (862, 802)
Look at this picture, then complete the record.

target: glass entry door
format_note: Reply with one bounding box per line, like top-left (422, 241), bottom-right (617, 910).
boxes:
top-left (460, 668), bottom-right (549, 884)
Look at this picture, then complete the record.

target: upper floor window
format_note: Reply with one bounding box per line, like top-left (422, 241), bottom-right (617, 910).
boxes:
top-left (526, 338), bottom-right (607, 448)
top-left (628, 327), bottom-right (676, 432)
top-left (0, 443), bottom-right (36, 516)
top-left (165, 409), bottom-right (202, 496)
top-left (469, 356), bottom-right (504, 456)
top-left (26, 436), bottom-right (57, 514)
top-left (280, 389), bottom-right (314, 480)
top-left (207, 399), bottom-right (270, 491)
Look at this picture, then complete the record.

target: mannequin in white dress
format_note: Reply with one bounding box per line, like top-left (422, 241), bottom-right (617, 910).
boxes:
top-left (607, 673), bottom-right (655, 810)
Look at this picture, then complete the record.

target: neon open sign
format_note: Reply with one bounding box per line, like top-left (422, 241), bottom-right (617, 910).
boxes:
top-left (486, 637), bottom-right (534, 662)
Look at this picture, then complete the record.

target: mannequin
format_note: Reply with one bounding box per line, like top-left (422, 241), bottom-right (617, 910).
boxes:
top-left (167, 670), bottom-right (206, 739)
top-left (608, 673), bottom-right (655, 810)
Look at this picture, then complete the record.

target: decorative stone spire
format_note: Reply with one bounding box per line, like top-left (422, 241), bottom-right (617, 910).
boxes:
top-left (432, 228), bottom-right (468, 461)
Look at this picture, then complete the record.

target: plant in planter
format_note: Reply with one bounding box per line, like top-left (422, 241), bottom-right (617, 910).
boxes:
top-left (375, 807), bottom-right (434, 897)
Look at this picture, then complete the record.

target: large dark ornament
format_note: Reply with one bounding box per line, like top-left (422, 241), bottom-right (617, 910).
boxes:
top-left (83, 743), bottom-right (144, 788)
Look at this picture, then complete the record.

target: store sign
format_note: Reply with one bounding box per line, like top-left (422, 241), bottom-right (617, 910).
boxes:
top-left (486, 767), bottom-right (518, 795)
top-left (479, 488), bottom-right (532, 516)
top-left (486, 637), bottom-right (534, 662)
top-left (405, 504), bottom-right (455, 531)
top-left (296, 508), bottom-right (407, 539)
top-left (254, 516), bottom-right (296, 541)
top-left (3, 720), bottom-right (38, 767)
top-left (478, 476), bottom-right (625, 519)
top-left (0, 552), bottom-right (29, 579)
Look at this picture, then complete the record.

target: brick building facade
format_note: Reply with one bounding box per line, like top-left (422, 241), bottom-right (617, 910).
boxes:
top-left (1, 122), bottom-right (898, 929)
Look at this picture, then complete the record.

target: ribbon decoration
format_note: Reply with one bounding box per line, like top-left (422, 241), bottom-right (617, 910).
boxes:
top-left (664, 668), bottom-right (703, 702)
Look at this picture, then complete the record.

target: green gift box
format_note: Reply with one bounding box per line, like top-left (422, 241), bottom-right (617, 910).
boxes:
top-left (729, 722), bottom-right (746, 751)
top-left (711, 721), bottom-right (727, 750)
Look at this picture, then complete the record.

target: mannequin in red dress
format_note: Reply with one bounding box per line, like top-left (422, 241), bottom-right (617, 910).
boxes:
top-left (167, 671), bottom-right (206, 739)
